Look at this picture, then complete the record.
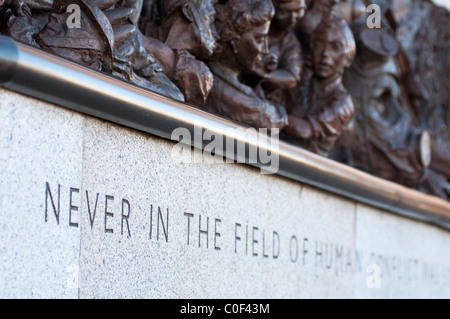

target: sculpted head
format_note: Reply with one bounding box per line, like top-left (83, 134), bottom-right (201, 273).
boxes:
top-left (214, 0), bottom-right (275, 73)
top-left (272, 0), bottom-right (307, 32)
top-left (311, 14), bottom-right (355, 80)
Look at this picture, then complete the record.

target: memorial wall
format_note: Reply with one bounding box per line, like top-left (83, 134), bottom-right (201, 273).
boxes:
top-left (0, 0), bottom-right (449, 299)
top-left (1, 87), bottom-right (450, 299)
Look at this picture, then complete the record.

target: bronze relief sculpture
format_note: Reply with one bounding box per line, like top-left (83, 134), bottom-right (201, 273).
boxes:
top-left (106, 0), bottom-right (185, 102)
top-left (1, 0), bottom-right (185, 101)
top-left (0, 0), bottom-right (46, 47)
top-left (260, 0), bottom-right (305, 113)
top-left (0, 0), bottom-right (448, 200)
top-left (284, 13), bottom-right (356, 157)
top-left (37, 0), bottom-right (114, 72)
top-left (140, 0), bottom-right (217, 107)
top-left (203, 0), bottom-right (288, 130)
top-left (333, 24), bottom-right (429, 187)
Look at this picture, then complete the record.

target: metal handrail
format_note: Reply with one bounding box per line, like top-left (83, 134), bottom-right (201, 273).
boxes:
top-left (1, 35), bottom-right (449, 230)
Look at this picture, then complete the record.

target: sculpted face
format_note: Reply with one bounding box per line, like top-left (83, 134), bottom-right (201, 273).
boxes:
top-left (312, 27), bottom-right (349, 79)
top-left (235, 21), bottom-right (271, 73)
top-left (273, 0), bottom-right (307, 31)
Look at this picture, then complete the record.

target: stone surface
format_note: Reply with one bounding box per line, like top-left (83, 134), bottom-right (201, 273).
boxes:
top-left (1, 87), bottom-right (449, 298)
top-left (0, 88), bottom-right (82, 298)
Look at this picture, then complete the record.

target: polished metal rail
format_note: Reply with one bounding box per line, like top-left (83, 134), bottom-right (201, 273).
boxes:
top-left (1, 35), bottom-right (449, 229)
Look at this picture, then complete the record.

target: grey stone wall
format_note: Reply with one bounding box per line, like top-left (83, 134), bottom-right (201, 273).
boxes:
top-left (1, 88), bottom-right (449, 298)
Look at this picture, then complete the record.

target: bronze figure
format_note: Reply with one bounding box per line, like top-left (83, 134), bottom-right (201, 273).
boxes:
top-left (334, 0), bottom-right (366, 25)
top-left (104, 0), bottom-right (185, 101)
top-left (332, 24), bottom-right (432, 189)
top-left (152, 0), bottom-right (217, 60)
top-left (392, 0), bottom-right (450, 199)
top-left (0, 0), bottom-right (44, 46)
top-left (204, 0), bottom-right (288, 130)
top-left (289, 0), bottom-right (363, 112)
top-left (328, 6), bottom-right (449, 200)
top-left (283, 14), bottom-right (356, 157)
top-left (288, 0), bottom-right (339, 118)
top-left (37, 0), bottom-right (114, 72)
